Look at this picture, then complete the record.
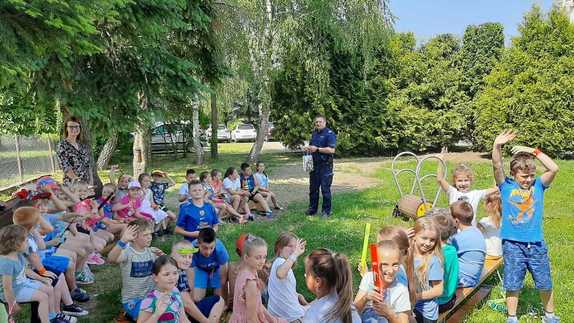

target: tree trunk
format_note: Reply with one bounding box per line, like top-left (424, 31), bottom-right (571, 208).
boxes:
top-left (210, 91), bottom-right (218, 160)
top-left (96, 130), bottom-right (118, 170)
top-left (247, 102), bottom-right (269, 163)
top-left (192, 96), bottom-right (203, 165)
top-left (59, 101), bottom-right (103, 195)
top-left (133, 92), bottom-right (150, 177)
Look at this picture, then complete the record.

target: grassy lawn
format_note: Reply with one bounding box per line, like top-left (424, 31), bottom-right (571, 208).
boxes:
top-left (11, 147), bottom-right (574, 322)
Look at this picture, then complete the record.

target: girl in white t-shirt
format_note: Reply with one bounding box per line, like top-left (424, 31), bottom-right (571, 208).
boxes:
top-left (223, 167), bottom-right (253, 220)
top-left (354, 240), bottom-right (411, 323)
top-left (437, 161), bottom-right (498, 226)
top-left (303, 249), bottom-right (361, 323)
top-left (478, 191), bottom-right (502, 257)
top-left (268, 233), bottom-right (308, 322)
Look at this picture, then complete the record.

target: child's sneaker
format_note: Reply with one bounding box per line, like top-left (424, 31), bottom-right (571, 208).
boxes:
top-left (76, 264), bottom-right (94, 285)
top-left (86, 252), bottom-right (105, 265)
top-left (62, 304), bottom-right (88, 316)
top-left (51, 313), bottom-right (77, 323)
top-left (543, 315), bottom-right (561, 323)
top-left (70, 288), bottom-right (90, 302)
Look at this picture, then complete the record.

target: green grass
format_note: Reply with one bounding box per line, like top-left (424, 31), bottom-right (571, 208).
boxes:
top-left (12, 150), bottom-right (574, 323)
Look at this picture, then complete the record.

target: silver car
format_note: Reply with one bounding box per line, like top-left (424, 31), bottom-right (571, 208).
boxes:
top-left (231, 123), bottom-right (257, 142)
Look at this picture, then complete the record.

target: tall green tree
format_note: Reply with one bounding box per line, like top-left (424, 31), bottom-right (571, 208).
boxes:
top-left (474, 7), bottom-right (574, 156)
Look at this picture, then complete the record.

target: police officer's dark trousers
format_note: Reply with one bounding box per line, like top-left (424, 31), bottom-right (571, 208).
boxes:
top-left (309, 162), bottom-right (333, 214)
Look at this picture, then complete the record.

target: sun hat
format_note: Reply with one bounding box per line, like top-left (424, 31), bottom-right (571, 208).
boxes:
top-left (128, 180), bottom-right (141, 189)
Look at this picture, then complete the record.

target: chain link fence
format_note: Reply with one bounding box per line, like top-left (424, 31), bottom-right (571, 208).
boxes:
top-left (0, 135), bottom-right (59, 191)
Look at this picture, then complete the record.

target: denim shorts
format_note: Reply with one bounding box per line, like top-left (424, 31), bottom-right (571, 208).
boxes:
top-left (502, 239), bottom-right (552, 291)
top-left (360, 307), bottom-right (389, 323)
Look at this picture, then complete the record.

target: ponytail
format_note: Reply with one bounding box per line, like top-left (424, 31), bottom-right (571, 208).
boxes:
top-left (406, 242), bottom-right (417, 308)
top-left (307, 249), bottom-right (354, 323)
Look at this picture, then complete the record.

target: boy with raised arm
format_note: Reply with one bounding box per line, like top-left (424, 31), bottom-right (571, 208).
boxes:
top-left (492, 130), bottom-right (560, 323)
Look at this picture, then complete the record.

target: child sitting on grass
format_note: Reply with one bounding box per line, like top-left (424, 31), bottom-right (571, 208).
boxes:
top-left (354, 240), bottom-right (411, 323)
top-left (189, 228), bottom-right (229, 302)
top-left (137, 255), bottom-right (190, 323)
top-left (431, 211), bottom-right (459, 313)
top-left (229, 235), bottom-right (286, 323)
top-left (254, 162), bottom-right (283, 210)
top-left (200, 171), bottom-right (245, 224)
top-left (267, 232), bottom-right (307, 322)
top-left (179, 169), bottom-right (198, 203)
top-left (171, 240), bottom-right (224, 323)
top-left (113, 180), bottom-right (153, 223)
top-left (478, 191), bottom-right (502, 257)
top-left (239, 163), bottom-right (273, 218)
top-left (108, 219), bottom-right (164, 321)
top-left (139, 173), bottom-right (177, 236)
top-left (450, 201), bottom-right (486, 288)
top-left (175, 180), bottom-right (220, 244)
top-left (303, 248), bottom-right (360, 323)
top-left (492, 130), bottom-right (560, 323)
top-left (149, 170), bottom-right (176, 210)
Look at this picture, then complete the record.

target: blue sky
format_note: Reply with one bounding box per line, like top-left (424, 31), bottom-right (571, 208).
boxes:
top-left (389, 0), bottom-right (554, 43)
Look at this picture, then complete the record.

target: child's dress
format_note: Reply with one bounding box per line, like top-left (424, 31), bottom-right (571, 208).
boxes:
top-left (139, 288), bottom-right (184, 322)
top-left (479, 217), bottom-right (502, 257)
top-left (140, 188), bottom-right (169, 224)
top-left (229, 269), bottom-right (287, 323)
top-left (116, 195), bottom-right (153, 222)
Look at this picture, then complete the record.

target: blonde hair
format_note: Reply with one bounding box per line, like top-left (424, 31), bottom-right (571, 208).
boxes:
top-left (171, 239), bottom-right (194, 255)
top-left (306, 248), bottom-right (354, 323)
top-left (13, 207), bottom-right (40, 230)
top-left (274, 232), bottom-right (298, 256)
top-left (242, 235), bottom-right (267, 257)
top-left (484, 191), bottom-right (501, 229)
top-left (452, 164), bottom-right (474, 183)
top-left (411, 217), bottom-right (443, 291)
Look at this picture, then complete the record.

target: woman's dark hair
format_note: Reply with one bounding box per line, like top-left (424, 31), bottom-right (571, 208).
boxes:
top-left (63, 116), bottom-right (83, 143)
top-left (199, 171), bottom-right (210, 182)
top-left (153, 255), bottom-right (178, 275)
top-left (224, 167), bottom-right (236, 178)
top-left (0, 225), bottom-right (27, 255)
top-left (306, 248), bottom-right (354, 323)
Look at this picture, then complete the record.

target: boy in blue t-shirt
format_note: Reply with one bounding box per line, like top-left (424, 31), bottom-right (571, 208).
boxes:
top-left (492, 130), bottom-right (560, 323)
top-left (175, 180), bottom-right (220, 244)
top-left (450, 201), bottom-right (486, 288)
top-left (190, 228), bottom-right (229, 302)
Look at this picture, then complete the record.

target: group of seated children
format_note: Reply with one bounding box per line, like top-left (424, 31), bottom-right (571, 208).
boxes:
top-left (0, 134), bottom-right (560, 323)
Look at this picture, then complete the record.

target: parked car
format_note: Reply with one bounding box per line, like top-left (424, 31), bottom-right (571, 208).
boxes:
top-left (150, 122), bottom-right (206, 153)
top-left (231, 123), bottom-right (257, 142)
top-left (265, 122), bottom-right (275, 141)
top-left (206, 124), bottom-right (231, 142)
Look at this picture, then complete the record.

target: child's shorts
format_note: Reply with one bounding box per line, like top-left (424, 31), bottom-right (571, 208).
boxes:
top-left (189, 296), bottom-right (221, 323)
top-left (123, 298), bottom-right (143, 320)
top-left (11, 279), bottom-right (44, 302)
top-left (502, 239), bottom-right (552, 291)
top-left (194, 266), bottom-right (222, 289)
top-left (361, 307), bottom-right (389, 323)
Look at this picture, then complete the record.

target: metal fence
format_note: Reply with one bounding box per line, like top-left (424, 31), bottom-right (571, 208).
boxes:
top-left (0, 135), bottom-right (59, 191)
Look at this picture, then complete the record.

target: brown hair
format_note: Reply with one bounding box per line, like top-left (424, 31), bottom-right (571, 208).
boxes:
top-left (432, 213), bottom-right (457, 242)
top-left (510, 152), bottom-right (536, 176)
top-left (450, 200), bottom-right (474, 226)
top-left (306, 248), bottom-right (354, 323)
top-left (128, 218), bottom-right (153, 233)
top-left (378, 226), bottom-right (415, 308)
top-left (0, 225), bottom-right (27, 255)
top-left (274, 232), bottom-right (298, 256)
top-left (63, 116), bottom-right (83, 143)
top-left (12, 207), bottom-right (40, 230)
top-left (452, 164), bottom-right (474, 183)
top-left (410, 217), bottom-right (443, 291)
top-left (484, 191), bottom-right (502, 229)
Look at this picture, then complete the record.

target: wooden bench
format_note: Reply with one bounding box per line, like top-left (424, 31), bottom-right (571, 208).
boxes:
top-left (438, 256), bottom-right (503, 323)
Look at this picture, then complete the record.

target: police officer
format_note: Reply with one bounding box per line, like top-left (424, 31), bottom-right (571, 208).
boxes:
top-left (304, 115), bottom-right (336, 217)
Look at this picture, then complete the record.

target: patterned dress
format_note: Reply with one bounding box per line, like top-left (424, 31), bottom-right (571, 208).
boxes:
top-left (57, 139), bottom-right (92, 186)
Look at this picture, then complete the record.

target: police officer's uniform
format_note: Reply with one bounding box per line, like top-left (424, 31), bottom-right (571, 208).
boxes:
top-left (308, 127), bottom-right (337, 215)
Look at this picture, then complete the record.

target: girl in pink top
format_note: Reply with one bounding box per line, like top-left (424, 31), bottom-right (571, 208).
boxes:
top-left (230, 235), bottom-right (287, 323)
top-left (112, 180), bottom-right (153, 222)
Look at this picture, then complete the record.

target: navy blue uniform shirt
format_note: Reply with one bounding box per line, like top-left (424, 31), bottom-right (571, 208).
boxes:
top-left (310, 127), bottom-right (336, 164)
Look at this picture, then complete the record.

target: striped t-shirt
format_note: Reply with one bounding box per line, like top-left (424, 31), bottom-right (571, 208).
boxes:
top-left (119, 246), bottom-right (156, 303)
